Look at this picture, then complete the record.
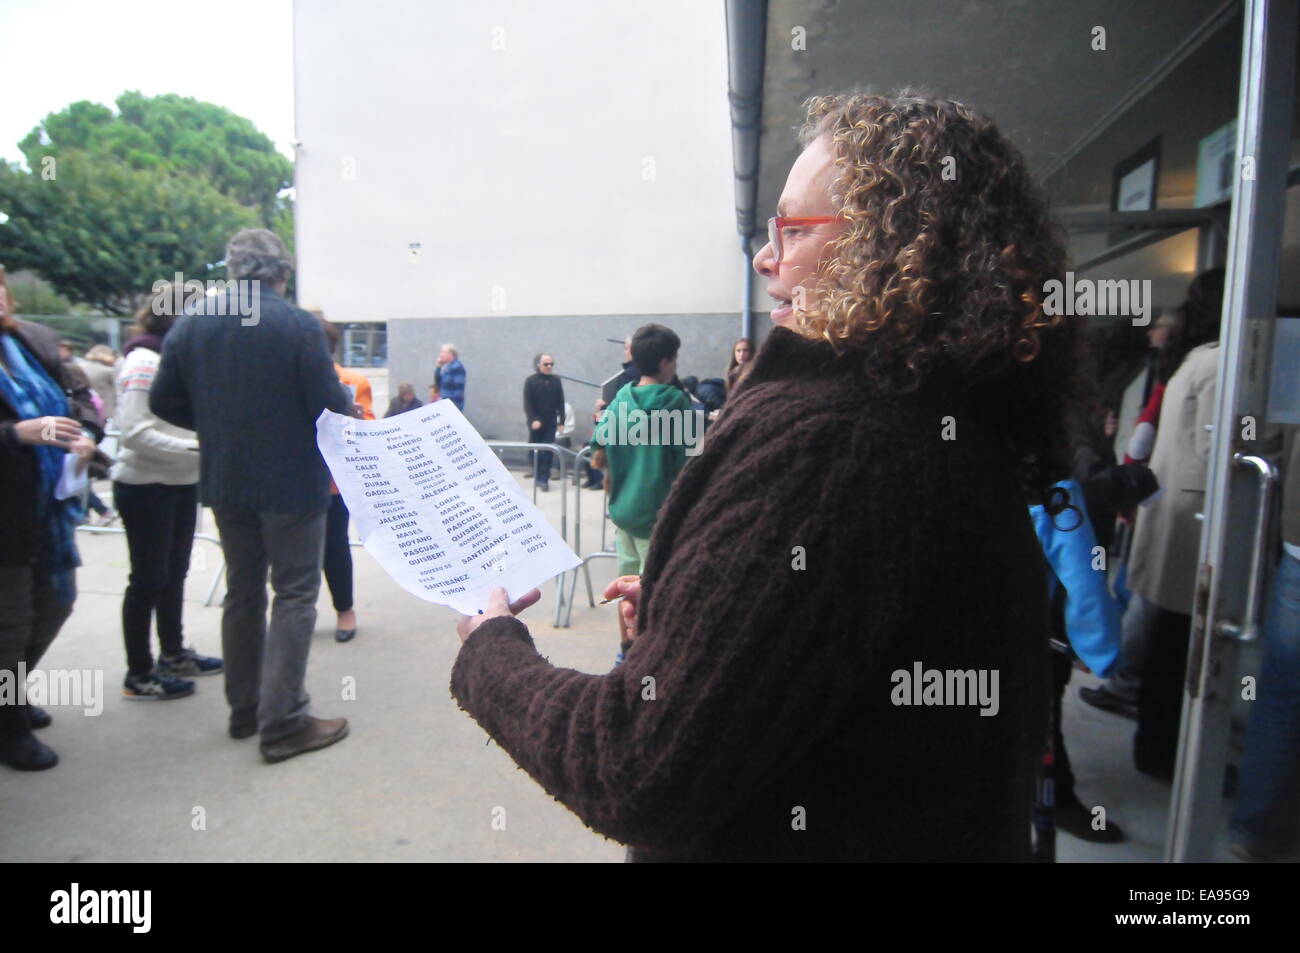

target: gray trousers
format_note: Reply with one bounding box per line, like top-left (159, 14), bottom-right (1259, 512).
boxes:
top-left (213, 507), bottom-right (327, 743)
top-left (0, 565), bottom-right (74, 676)
top-left (1104, 591), bottom-right (1160, 703)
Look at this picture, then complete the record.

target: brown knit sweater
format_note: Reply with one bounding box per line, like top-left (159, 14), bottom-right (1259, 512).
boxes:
top-left (452, 327), bottom-right (1050, 861)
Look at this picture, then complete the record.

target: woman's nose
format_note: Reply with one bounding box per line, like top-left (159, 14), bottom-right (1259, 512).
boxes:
top-left (753, 241), bottom-right (776, 277)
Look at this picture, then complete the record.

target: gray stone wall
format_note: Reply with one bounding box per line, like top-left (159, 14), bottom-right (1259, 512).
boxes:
top-left (386, 314), bottom-right (768, 447)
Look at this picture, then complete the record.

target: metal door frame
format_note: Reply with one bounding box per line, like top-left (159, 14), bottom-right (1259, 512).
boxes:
top-left (1166, 0), bottom-right (1297, 862)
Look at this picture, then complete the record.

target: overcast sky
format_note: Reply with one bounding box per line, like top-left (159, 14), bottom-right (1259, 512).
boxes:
top-left (0, 0), bottom-right (296, 166)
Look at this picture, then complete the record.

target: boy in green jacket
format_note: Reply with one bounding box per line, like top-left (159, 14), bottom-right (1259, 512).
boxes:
top-left (590, 324), bottom-right (700, 662)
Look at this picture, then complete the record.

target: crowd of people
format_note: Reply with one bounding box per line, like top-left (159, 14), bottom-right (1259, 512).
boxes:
top-left (0, 240), bottom-right (754, 774)
top-left (0, 231), bottom-right (363, 766)
top-left (385, 345), bottom-right (467, 419)
top-left (1, 89), bottom-right (1296, 863)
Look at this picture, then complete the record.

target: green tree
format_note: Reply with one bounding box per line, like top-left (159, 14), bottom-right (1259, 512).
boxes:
top-left (4, 270), bottom-right (76, 315)
top-left (0, 92), bottom-right (293, 314)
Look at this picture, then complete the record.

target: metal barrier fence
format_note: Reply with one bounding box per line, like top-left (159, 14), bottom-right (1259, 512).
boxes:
top-left (76, 513), bottom-right (228, 605)
top-left (77, 434), bottom-right (616, 628)
top-left (560, 444), bottom-right (617, 627)
top-left (470, 442), bottom-right (616, 629)
top-left (74, 426), bottom-right (224, 606)
top-left (77, 429), bottom-right (361, 609)
top-left (483, 440), bottom-right (581, 627)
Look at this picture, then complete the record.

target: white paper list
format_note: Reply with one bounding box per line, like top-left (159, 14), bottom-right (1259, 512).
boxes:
top-left (316, 401), bottom-right (580, 615)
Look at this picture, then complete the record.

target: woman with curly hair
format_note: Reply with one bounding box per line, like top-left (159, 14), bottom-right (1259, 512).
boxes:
top-left (448, 91), bottom-right (1083, 861)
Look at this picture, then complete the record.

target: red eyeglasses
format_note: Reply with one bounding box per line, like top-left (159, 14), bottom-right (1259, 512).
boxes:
top-left (767, 216), bottom-right (839, 263)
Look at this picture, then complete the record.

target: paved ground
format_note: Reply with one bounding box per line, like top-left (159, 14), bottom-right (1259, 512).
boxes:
top-left (0, 464), bottom-right (1251, 863)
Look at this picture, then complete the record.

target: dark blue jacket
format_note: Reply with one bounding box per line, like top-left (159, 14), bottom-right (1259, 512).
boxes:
top-left (150, 286), bottom-right (351, 513)
top-left (436, 358), bottom-right (466, 411)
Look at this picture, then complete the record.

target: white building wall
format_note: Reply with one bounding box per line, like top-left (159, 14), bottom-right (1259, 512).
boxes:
top-left (292, 0), bottom-right (741, 322)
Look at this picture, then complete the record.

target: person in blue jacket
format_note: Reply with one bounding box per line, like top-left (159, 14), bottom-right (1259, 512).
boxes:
top-left (1030, 479), bottom-right (1123, 843)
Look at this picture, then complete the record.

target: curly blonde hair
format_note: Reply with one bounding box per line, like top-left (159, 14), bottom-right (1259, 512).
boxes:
top-left (794, 90), bottom-right (1082, 499)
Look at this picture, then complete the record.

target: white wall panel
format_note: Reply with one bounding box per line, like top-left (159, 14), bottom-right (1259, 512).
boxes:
top-left (293, 0), bottom-right (739, 321)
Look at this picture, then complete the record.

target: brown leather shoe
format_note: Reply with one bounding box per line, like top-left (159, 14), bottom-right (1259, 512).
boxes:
top-left (259, 716), bottom-right (349, 764)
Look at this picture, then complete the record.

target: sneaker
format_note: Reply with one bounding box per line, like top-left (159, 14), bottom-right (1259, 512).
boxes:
top-left (123, 671), bottom-right (195, 700)
top-left (158, 646), bottom-right (223, 677)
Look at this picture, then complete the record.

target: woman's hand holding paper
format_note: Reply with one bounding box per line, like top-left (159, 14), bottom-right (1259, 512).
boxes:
top-left (457, 586), bottom-right (542, 643)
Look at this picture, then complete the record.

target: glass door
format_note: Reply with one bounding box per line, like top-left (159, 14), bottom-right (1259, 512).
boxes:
top-left (1166, 0), bottom-right (1297, 862)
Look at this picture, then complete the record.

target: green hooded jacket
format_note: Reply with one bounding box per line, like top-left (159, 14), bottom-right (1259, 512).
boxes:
top-left (590, 381), bottom-right (698, 538)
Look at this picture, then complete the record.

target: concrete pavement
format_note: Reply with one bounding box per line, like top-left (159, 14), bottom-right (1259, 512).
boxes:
top-left (1, 467), bottom-right (625, 862)
top-left (0, 464), bottom-right (1246, 862)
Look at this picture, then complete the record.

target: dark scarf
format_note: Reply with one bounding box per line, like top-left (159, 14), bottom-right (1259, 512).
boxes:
top-left (122, 333), bottom-right (164, 357)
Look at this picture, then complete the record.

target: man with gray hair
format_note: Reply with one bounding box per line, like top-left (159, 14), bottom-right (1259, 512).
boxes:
top-left (434, 343), bottom-right (466, 412)
top-left (151, 228), bottom-right (354, 763)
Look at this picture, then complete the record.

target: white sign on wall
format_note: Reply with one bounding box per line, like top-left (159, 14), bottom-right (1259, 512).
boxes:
top-left (1117, 159), bottom-right (1157, 212)
top-left (1195, 120), bottom-right (1237, 208)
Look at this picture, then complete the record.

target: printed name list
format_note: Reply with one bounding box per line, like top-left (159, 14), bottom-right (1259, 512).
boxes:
top-left (316, 402), bottom-right (580, 615)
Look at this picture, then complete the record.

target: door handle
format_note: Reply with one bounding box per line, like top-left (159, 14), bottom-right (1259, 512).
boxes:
top-left (1214, 453), bottom-right (1279, 641)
